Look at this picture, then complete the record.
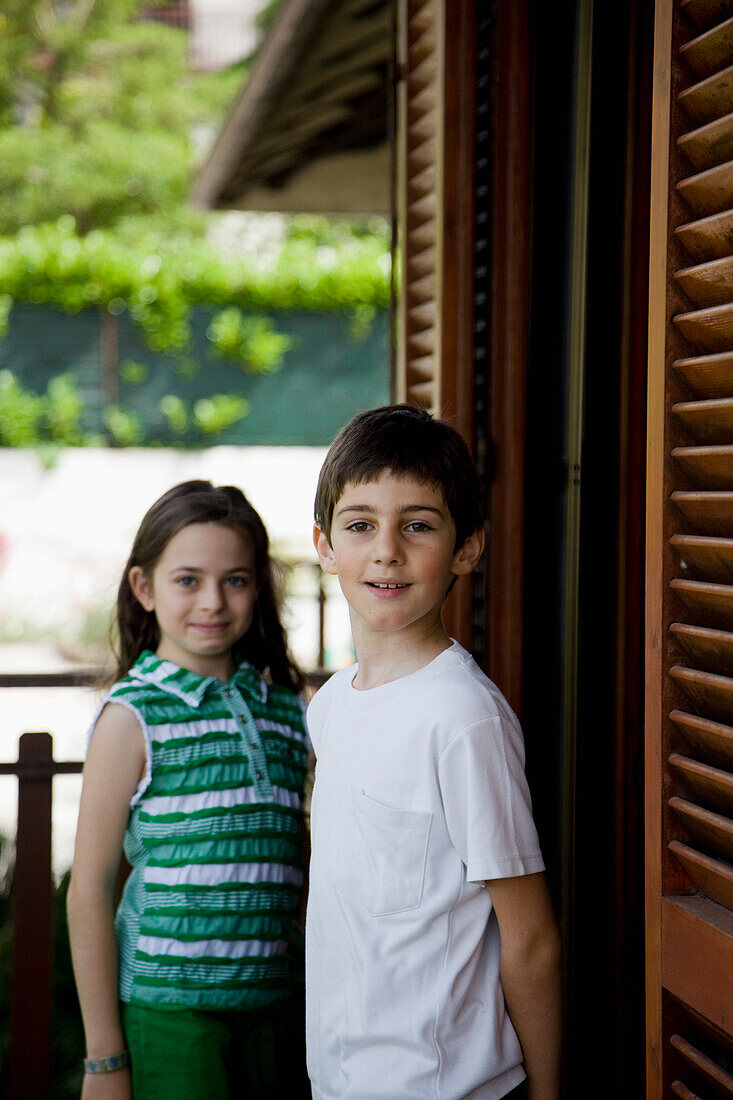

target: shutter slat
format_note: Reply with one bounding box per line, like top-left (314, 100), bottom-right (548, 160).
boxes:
top-left (408, 2), bottom-right (434, 38)
top-left (683, 0), bottom-right (733, 27)
top-left (671, 708), bottom-right (733, 768)
top-left (670, 796), bottom-right (733, 861)
top-left (677, 159), bottom-right (733, 215)
top-left (407, 83), bottom-right (435, 123)
top-left (408, 328), bottom-right (435, 357)
top-left (670, 577), bottom-right (733, 627)
top-left (408, 52), bottom-right (438, 94)
top-left (407, 271), bottom-right (436, 304)
top-left (671, 1033), bottom-right (733, 1093)
top-left (674, 301), bottom-right (733, 351)
top-left (407, 191), bottom-right (436, 226)
top-left (407, 163), bottom-right (436, 201)
top-left (672, 444), bottom-right (733, 483)
top-left (669, 1029), bottom-right (733, 1091)
top-left (407, 222), bottom-right (435, 253)
top-left (670, 1032), bottom-right (733, 1092)
top-left (678, 112), bottom-right (733, 171)
top-left (670, 843), bottom-right (733, 913)
top-left (673, 351), bottom-right (733, 395)
top-left (681, 0), bottom-right (733, 30)
top-left (671, 1082), bottom-right (703, 1100)
top-left (408, 24), bottom-right (436, 68)
top-left (680, 17), bottom-right (733, 78)
top-left (408, 107), bottom-right (438, 147)
top-left (673, 396), bottom-right (733, 437)
top-left (679, 64), bottom-right (733, 125)
top-left (670, 665), bottom-right (733, 721)
top-left (672, 491), bottom-right (733, 533)
top-left (675, 209), bottom-right (733, 261)
top-left (405, 379), bottom-right (434, 407)
top-left (406, 247), bottom-right (435, 280)
top-left (408, 300), bottom-right (437, 329)
top-left (671, 621), bottom-right (733, 672)
top-left (406, 354), bottom-right (435, 382)
top-left (669, 752), bottom-right (733, 812)
top-left (671, 535), bottom-right (733, 581)
top-left (675, 255), bottom-right (733, 305)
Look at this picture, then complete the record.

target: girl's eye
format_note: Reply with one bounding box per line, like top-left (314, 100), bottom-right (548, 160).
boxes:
top-left (226, 575), bottom-right (250, 588)
top-left (176, 575), bottom-right (196, 587)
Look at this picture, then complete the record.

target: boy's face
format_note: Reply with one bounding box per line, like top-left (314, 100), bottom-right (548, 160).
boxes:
top-left (314, 470), bottom-right (483, 643)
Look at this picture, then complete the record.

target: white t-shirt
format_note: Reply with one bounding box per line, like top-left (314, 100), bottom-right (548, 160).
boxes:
top-left (305, 641), bottom-right (545, 1100)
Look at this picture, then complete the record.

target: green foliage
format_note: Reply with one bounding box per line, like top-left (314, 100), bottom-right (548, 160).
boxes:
top-left (0, 370), bottom-right (46, 445)
top-left (206, 308), bottom-right (292, 372)
top-left (0, 2), bottom-right (392, 450)
top-left (45, 373), bottom-right (85, 444)
top-left (160, 393), bottom-right (188, 434)
top-left (193, 394), bottom-right (250, 435)
top-left (0, 6), bottom-right (243, 234)
top-left (0, 120), bottom-right (188, 236)
top-left (0, 219), bottom-right (390, 356)
top-left (102, 405), bottom-right (144, 446)
top-left (0, 370), bottom-right (92, 447)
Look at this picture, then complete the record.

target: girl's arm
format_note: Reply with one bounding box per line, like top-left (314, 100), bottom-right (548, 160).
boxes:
top-left (488, 871), bottom-right (563, 1100)
top-left (67, 703), bottom-right (145, 1099)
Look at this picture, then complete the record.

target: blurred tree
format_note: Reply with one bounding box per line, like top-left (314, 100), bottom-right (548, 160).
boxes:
top-left (0, 1), bottom-right (391, 448)
top-left (0, 1), bottom-right (244, 234)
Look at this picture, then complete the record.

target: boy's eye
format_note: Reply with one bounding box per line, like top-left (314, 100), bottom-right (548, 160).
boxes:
top-left (405, 521), bottom-right (432, 532)
top-left (346, 521), bottom-right (372, 533)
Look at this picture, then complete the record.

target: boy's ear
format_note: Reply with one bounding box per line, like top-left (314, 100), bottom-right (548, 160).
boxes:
top-left (313, 524), bottom-right (338, 575)
top-left (450, 527), bottom-right (485, 576)
top-left (128, 565), bottom-right (155, 611)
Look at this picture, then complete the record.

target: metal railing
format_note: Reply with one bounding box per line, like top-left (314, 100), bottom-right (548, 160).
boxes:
top-left (0, 731), bottom-right (84, 1097)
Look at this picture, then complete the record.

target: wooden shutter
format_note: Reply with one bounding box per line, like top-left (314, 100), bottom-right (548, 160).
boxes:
top-left (395, 0), bottom-right (475, 424)
top-left (396, 0), bottom-right (441, 411)
top-left (647, 1), bottom-right (733, 1095)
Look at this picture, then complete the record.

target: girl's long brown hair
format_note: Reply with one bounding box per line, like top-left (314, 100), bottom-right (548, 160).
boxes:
top-left (113, 480), bottom-right (303, 692)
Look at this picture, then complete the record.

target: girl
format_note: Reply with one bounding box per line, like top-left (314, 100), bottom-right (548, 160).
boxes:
top-left (67, 481), bottom-right (311, 1100)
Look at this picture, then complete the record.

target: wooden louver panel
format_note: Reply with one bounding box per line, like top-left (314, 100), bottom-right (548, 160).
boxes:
top-left (669, 0), bottom-right (733, 916)
top-left (397, 0), bottom-right (442, 412)
top-left (648, 1), bottom-right (733, 1094)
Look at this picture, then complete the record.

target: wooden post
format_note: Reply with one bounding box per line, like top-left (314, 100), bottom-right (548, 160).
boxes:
top-left (10, 733), bottom-right (54, 1098)
top-left (316, 566), bottom-right (326, 670)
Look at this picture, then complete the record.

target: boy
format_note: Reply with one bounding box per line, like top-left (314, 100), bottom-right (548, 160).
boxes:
top-left (306, 405), bottom-right (562, 1100)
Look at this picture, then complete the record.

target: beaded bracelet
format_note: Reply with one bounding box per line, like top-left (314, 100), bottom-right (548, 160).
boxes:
top-left (83, 1050), bottom-right (131, 1074)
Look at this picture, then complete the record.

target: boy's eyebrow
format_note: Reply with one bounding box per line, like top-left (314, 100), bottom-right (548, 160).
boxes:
top-left (335, 504), bottom-right (446, 517)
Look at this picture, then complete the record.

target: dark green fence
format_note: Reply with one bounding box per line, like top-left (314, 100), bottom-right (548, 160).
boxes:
top-left (1, 305), bottom-right (389, 446)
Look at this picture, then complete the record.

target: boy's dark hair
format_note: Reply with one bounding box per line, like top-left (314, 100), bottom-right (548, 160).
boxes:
top-left (114, 480), bottom-right (303, 692)
top-left (315, 405), bottom-right (484, 548)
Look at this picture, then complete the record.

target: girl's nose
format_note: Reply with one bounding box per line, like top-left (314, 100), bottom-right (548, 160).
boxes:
top-left (199, 582), bottom-right (225, 610)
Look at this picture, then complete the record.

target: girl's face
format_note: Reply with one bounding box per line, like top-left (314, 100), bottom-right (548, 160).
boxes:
top-left (129, 522), bottom-right (257, 681)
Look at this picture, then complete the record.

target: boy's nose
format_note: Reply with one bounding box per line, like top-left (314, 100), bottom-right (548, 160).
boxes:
top-left (372, 528), bottom-right (402, 564)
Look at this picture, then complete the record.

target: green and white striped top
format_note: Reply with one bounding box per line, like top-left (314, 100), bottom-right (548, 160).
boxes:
top-left (90, 650), bottom-right (309, 1010)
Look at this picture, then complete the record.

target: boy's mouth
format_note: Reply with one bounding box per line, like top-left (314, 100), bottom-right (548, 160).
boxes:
top-left (366, 582), bottom-right (410, 589)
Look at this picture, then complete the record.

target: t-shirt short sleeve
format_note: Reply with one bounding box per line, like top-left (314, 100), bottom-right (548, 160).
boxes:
top-left (438, 714), bottom-right (545, 883)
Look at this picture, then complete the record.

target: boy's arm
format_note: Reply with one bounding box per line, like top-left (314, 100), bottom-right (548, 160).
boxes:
top-left (487, 871), bottom-right (562, 1100)
top-left (67, 704), bottom-right (145, 1099)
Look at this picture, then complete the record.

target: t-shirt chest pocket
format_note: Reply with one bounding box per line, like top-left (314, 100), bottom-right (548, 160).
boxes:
top-left (334, 787), bottom-right (432, 916)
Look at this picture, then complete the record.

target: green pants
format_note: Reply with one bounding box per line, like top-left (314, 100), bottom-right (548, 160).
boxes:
top-left (121, 999), bottom-right (311, 1100)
